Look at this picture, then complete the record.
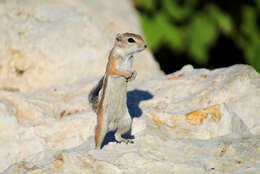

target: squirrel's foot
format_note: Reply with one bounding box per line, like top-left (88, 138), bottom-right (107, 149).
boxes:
top-left (115, 133), bottom-right (134, 144)
top-left (116, 138), bottom-right (134, 144)
top-left (126, 71), bottom-right (137, 82)
top-left (124, 71), bottom-right (132, 79)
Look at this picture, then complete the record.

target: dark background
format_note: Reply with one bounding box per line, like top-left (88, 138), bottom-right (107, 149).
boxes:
top-left (132, 0), bottom-right (260, 74)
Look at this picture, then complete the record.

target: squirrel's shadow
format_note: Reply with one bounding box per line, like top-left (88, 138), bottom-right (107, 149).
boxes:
top-left (126, 89), bottom-right (154, 118)
top-left (101, 89), bottom-right (153, 148)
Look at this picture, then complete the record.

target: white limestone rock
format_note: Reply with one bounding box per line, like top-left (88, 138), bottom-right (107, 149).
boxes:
top-left (0, 82), bottom-right (97, 170)
top-left (2, 134), bottom-right (260, 174)
top-left (139, 64), bottom-right (260, 135)
top-left (1, 64), bottom-right (260, 173)
top-left (0, 0), bottom-right (162, 91)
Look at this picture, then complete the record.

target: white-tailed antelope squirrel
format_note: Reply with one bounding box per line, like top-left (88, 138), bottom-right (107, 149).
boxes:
top-left (88, 33), bottom-right (147, 149)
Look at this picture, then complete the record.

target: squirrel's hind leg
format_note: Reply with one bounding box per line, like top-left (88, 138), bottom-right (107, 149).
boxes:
top-left (114, 114), bottom-right (133, 144)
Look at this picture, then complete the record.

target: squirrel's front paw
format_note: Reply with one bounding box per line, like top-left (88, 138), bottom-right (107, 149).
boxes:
top-left (127, 71), bottom-right (137, 82)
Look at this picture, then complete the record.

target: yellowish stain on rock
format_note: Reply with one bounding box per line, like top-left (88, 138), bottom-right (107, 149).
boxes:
top-left (216, 143), bottom-right (236, 156)
top-left (57, 110), bottom-right (67, 119)
top-left (185, 110), bottom-right (208, 125)
top-left (185, 105), bottom-right (221, 125)
top-left (151, 113), bottom-right (175, 128)
top-left (83, 158), bottom-right (95, 168)
top-left (171, 114), bottom-right (185, 122)
top-left (200, 74), bottom-right (208, 78)
top-left (56, 106), bottom-right (86, 119)
top-left (0, 45), bottom-right (54, 91)
top-left (210, 131), bottom-right (215, 139)
top-left (17, 161), bottom-right (39, 171)
top-left (151, 101), bottom-right (168, 110)
top-left (11, 99), bottom-right (40, 122)
top-left (31, 171), bottom-right (43, 174)
top-left (61, 93), bottom-right (75, 102)
top-left (51, 153), bottom-right (64, 170)
top-left (9, 48), bottom-right (31, 75)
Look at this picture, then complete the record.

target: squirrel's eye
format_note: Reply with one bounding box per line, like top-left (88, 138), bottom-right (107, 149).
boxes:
top-left (128, 38), bottom-right (135, 43)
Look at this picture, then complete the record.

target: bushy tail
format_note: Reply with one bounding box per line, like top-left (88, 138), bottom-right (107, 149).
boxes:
top-left (88, 76), bottom-right (104, 112)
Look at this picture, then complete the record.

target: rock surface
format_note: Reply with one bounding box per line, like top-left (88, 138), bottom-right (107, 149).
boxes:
top-left (1, 0), bottom-right (260, 174)
top-left (1, 64), bottom-right (260, 174)
top-left (0, 0), bottom-right (161, 91)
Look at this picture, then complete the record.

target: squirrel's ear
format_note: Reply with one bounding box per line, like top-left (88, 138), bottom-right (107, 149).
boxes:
top-left (116, 33), bottom-right (122, 42)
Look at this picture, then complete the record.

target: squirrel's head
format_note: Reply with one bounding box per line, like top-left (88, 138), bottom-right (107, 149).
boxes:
top-left (114, 33), bottom-right (147, 56)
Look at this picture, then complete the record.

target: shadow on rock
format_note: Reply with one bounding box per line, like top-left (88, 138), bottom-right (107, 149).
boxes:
top-left (127, 89), bottom-right (154, 118)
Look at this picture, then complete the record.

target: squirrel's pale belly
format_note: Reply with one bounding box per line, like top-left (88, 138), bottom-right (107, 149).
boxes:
top-left (103, 76), bottom-right (128, 131)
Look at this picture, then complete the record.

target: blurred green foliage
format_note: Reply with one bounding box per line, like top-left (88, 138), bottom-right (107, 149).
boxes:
top-left (133, 0), bottom-right (260, 72)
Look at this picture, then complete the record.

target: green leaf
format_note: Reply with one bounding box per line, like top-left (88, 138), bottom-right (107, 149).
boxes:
top-left (238, 5), bottom-right (260, 72)
top-left (188, 14), bottom-right (217, 65)
top-left (190, 44), bottom-right (207, 64)
top-left (139, 14), bottom-right (163, 50)
top-left (249, 43), bottom-right (260, 72)
top-left (254, 0), bottom-right (260, 9)
top-left (242, 36), bottom-right (260, 72)
top-left (162, 0), bottom-right (196, 21)
top-left (241, 6), bottom-right (258, 40)
top-left (208, 5), bottom-right (233, 34)
top-left (154, 13), bottom-right (184, 50)
top-left (132, 0), bottom-right (156, 11)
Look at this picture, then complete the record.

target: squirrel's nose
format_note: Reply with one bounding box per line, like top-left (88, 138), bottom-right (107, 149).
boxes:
top-left (144, 44), bottom-right (147, 48)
